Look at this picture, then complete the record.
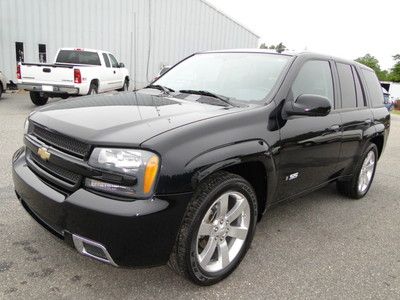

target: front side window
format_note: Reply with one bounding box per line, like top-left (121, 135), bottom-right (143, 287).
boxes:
top-left (154, 52), bottom-right (291, 102)
top-left (291, 60), bottom-right (334, 106)
top-left (109, 54), bottom-right (119, 68)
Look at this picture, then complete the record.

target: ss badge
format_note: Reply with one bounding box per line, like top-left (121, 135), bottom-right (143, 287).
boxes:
top-left (285, 172), bottom-right (299, 181)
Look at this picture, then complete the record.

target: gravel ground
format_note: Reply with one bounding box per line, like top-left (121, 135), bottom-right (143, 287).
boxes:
top-left (0, 92), bottom-right (399, 299)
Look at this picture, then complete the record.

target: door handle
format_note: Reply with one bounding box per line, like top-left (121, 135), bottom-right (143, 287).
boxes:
top-left (330, 124), bottom-right (340, 132)
top-left (364, 119), bottom-right (372, 124)
top-left (113, 71), bottom-right (116, 74)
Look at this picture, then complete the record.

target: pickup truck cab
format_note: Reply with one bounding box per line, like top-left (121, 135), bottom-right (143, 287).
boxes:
top-left (12, 50), bottom-right (390, 285)
top-left (17, 48), bottom-right (130, 106)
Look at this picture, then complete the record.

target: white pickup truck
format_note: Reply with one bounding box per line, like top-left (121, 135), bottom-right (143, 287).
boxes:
top-left (17, 48), bottom-right (130, 106)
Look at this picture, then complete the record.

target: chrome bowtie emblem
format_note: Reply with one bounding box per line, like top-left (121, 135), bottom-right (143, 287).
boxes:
top-left (37, 147), bottom-right (51, 161)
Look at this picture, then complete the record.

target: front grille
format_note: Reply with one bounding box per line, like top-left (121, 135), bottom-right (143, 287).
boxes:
top-left (30, 153), bottom-right (81, 185)
top-left (26, 149), bottom-right (82, 193)
top-left (32, 124), bottom-right (91, 158)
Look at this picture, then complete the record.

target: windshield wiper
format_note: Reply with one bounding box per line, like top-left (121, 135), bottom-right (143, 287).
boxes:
top-left (179, 89), bottom-right (235, 107)
top-left (144, 84), bottom-right (175, 94)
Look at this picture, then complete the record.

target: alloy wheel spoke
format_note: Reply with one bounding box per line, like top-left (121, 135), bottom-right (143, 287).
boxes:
top-left (228, 226), bottom-right (248, 240)
top-left (218, 194), bottom-right (229, 218)
top-left (218, 240), bottom-right (230, 268)
top-left (198, 222), bottom-right (214, 237)
top-left (226, 199), bottom-right (245, 223)
top-left (199, 237), bottom-right (218, 267)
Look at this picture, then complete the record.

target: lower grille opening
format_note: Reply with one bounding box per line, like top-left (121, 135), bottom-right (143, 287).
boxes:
top-left (72, 234), bottom-right (118, 266)
top-left (82, 242), bottom-right (108, 260)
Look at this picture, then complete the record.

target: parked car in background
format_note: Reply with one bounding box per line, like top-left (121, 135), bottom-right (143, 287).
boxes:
top-left (0, 71), bottom-right (7, 98)
top-left (12, 50), bottom-right (390, 285)
top-left (382, 87), bottom-right (394, 111)
top-left (17, 48), bottom-right (130, 106)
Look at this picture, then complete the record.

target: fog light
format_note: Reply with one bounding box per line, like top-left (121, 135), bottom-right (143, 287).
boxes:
top-left (85, 178), bottom-right (137, 198)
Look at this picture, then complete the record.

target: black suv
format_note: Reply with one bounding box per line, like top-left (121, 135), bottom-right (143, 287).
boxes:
top-left (12, 50), bottom-right (390, 285)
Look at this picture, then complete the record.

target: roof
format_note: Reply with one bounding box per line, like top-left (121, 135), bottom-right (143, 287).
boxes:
top-left (199, 48), bottom-right (374, 71)
top-left (200, 0), bottom-right (260, 39)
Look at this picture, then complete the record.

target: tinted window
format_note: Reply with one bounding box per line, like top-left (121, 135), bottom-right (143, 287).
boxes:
top-left (337, 63), bottom-right (357, 109)
top-left (155, 53), bottom-right (290, 102)
top-left (56, 50), bottom-right (101, 65)
top-left (109, 54), bottom-right (119, 68)
top-left (352, 66), bottom-right (366, 107)
top-left (102, 53), bottom-right (111, 68)
top-left (362, 69), bottom-right (385, 107)
top-left (292, 60), bottom-right (334, 105)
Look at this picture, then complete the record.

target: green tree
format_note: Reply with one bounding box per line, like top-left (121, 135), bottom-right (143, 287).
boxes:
top-left (355, 54), bottom-right (388, 81)
top-left (259, 42), bottom-right (286, 53)
top-left (388, 54), bottom-right (400, 82)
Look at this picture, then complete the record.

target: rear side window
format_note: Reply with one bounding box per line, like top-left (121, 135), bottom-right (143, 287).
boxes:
top-left (102, 53), bottom-right (111, 68)
top-left (352, 66), bottom-right (366, 107)
top-left (292, 60), bottom-right (334, 105)
top-left (337, 63), bottom-right (356, 109)
top-left (362, 69), bottom-right (385, 107)
top-left (56, 50), bottom-right (101, 65)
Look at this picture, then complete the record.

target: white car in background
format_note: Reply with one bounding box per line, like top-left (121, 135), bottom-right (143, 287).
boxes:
top-left (0, 71), bottom-right (7, 98)
top-left (17, 48), bottom-right (130, 106)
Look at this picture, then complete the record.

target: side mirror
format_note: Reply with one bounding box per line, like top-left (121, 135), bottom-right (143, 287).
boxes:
top-left (159, 66), bottom-right (171, 76)
top-left (118, 62), bottom-right (125, 68)
top-left (285, 94), bottom-right (331, 117)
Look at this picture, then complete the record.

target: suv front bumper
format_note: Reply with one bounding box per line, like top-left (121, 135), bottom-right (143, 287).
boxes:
top-left (12, 148), bottom-right (190, 267)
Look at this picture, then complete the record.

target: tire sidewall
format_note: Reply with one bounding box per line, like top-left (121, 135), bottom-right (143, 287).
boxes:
top-left (353, 143), bottom-right (378, 198)
top-left (88, 84), bottom-right (98, 95)
top-left (185, 178), bottom-right (257, 285)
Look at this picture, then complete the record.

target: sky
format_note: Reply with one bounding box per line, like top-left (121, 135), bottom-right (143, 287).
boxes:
top-left (208, 0), bottom-right (400, 70)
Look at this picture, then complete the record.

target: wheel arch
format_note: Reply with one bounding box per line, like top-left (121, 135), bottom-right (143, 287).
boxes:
top-left (187, 139), bottom-right (276, 220)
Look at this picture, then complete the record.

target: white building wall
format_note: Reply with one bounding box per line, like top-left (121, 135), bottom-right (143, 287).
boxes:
top-left (0, 0), bottom-right (259, 88)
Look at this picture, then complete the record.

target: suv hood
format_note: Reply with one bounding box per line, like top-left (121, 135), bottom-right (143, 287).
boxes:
top-left (30, 91), bottom-right (243, 147)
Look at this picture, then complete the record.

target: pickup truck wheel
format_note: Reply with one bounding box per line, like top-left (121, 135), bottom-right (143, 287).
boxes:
top-left (88, 83), bottom-right (98, 95)
top-left (168, 171), bottom-right (257, 285)
top-left (0, 83), bottom-right (3, 98)
top-left (337, 143), bottom-right (378, 199)
top-left (30, 91), bottom-right (49, 106)
top-left (118, 79), bottom-right (129, 92)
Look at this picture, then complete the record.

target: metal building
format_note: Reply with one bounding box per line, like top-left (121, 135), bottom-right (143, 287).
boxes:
top-left (0, 0), bottom-right (259, 88)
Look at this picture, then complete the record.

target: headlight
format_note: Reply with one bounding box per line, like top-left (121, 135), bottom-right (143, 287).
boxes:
top-left (24, 119), bottom-right (29, 134)
top-left (87, 148), bottom-right (160, 198)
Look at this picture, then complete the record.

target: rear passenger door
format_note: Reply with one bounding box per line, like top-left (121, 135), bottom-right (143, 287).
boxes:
top-left (335, 63), bottom-right (374, 171)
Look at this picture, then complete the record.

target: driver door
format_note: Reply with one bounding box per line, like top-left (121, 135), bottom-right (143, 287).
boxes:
top-left (277, 59), bottom-right (342, 200)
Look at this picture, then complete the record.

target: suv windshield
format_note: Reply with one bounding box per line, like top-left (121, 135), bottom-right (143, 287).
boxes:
top-left (154, 52), bottom-right (291, 102)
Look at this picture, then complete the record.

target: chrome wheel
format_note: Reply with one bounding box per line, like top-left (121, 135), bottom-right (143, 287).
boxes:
top-left (196, 191), bottom-right (250, 273)
top-left (358, 150), bottom-right (375, 193)
top-left (123, 82), bottom-right (128, 91)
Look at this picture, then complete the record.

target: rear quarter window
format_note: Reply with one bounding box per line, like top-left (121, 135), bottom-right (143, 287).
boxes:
top-left (56, 50), bottom-right (101, 65)
top-left (362, 69), bottom-right (385, 107)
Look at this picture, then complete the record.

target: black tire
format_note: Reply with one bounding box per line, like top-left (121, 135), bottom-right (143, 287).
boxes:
top-left (336, 143), bottom-right (378, 199)
top-left (0, 83), bottom-right (3, 98)
top-left (118, 79), bottom-right (129, 92)
top-left (88, 82), bottom-right (98, 95)
top-left (60, 94), bottom-right (69, 99)
top-left (30, 91), bottom-right (49, 106)
top-left (168, 171), bottom-right (258, 286)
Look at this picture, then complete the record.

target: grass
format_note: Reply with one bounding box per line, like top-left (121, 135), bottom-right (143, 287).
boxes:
top-left (391, 110), bottom-right (400, 115)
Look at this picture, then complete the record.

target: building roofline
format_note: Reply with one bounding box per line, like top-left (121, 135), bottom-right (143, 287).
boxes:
top-left (200, 0), bottom-right (260, 39)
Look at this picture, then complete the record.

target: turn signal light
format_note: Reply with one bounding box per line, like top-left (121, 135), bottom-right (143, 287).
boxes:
top-left (143, 155), bottom-right (159, 194)
top-left (74, 69), bottom-right (82, 83)
top-left (17, 64), bottom-right (21, 79)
